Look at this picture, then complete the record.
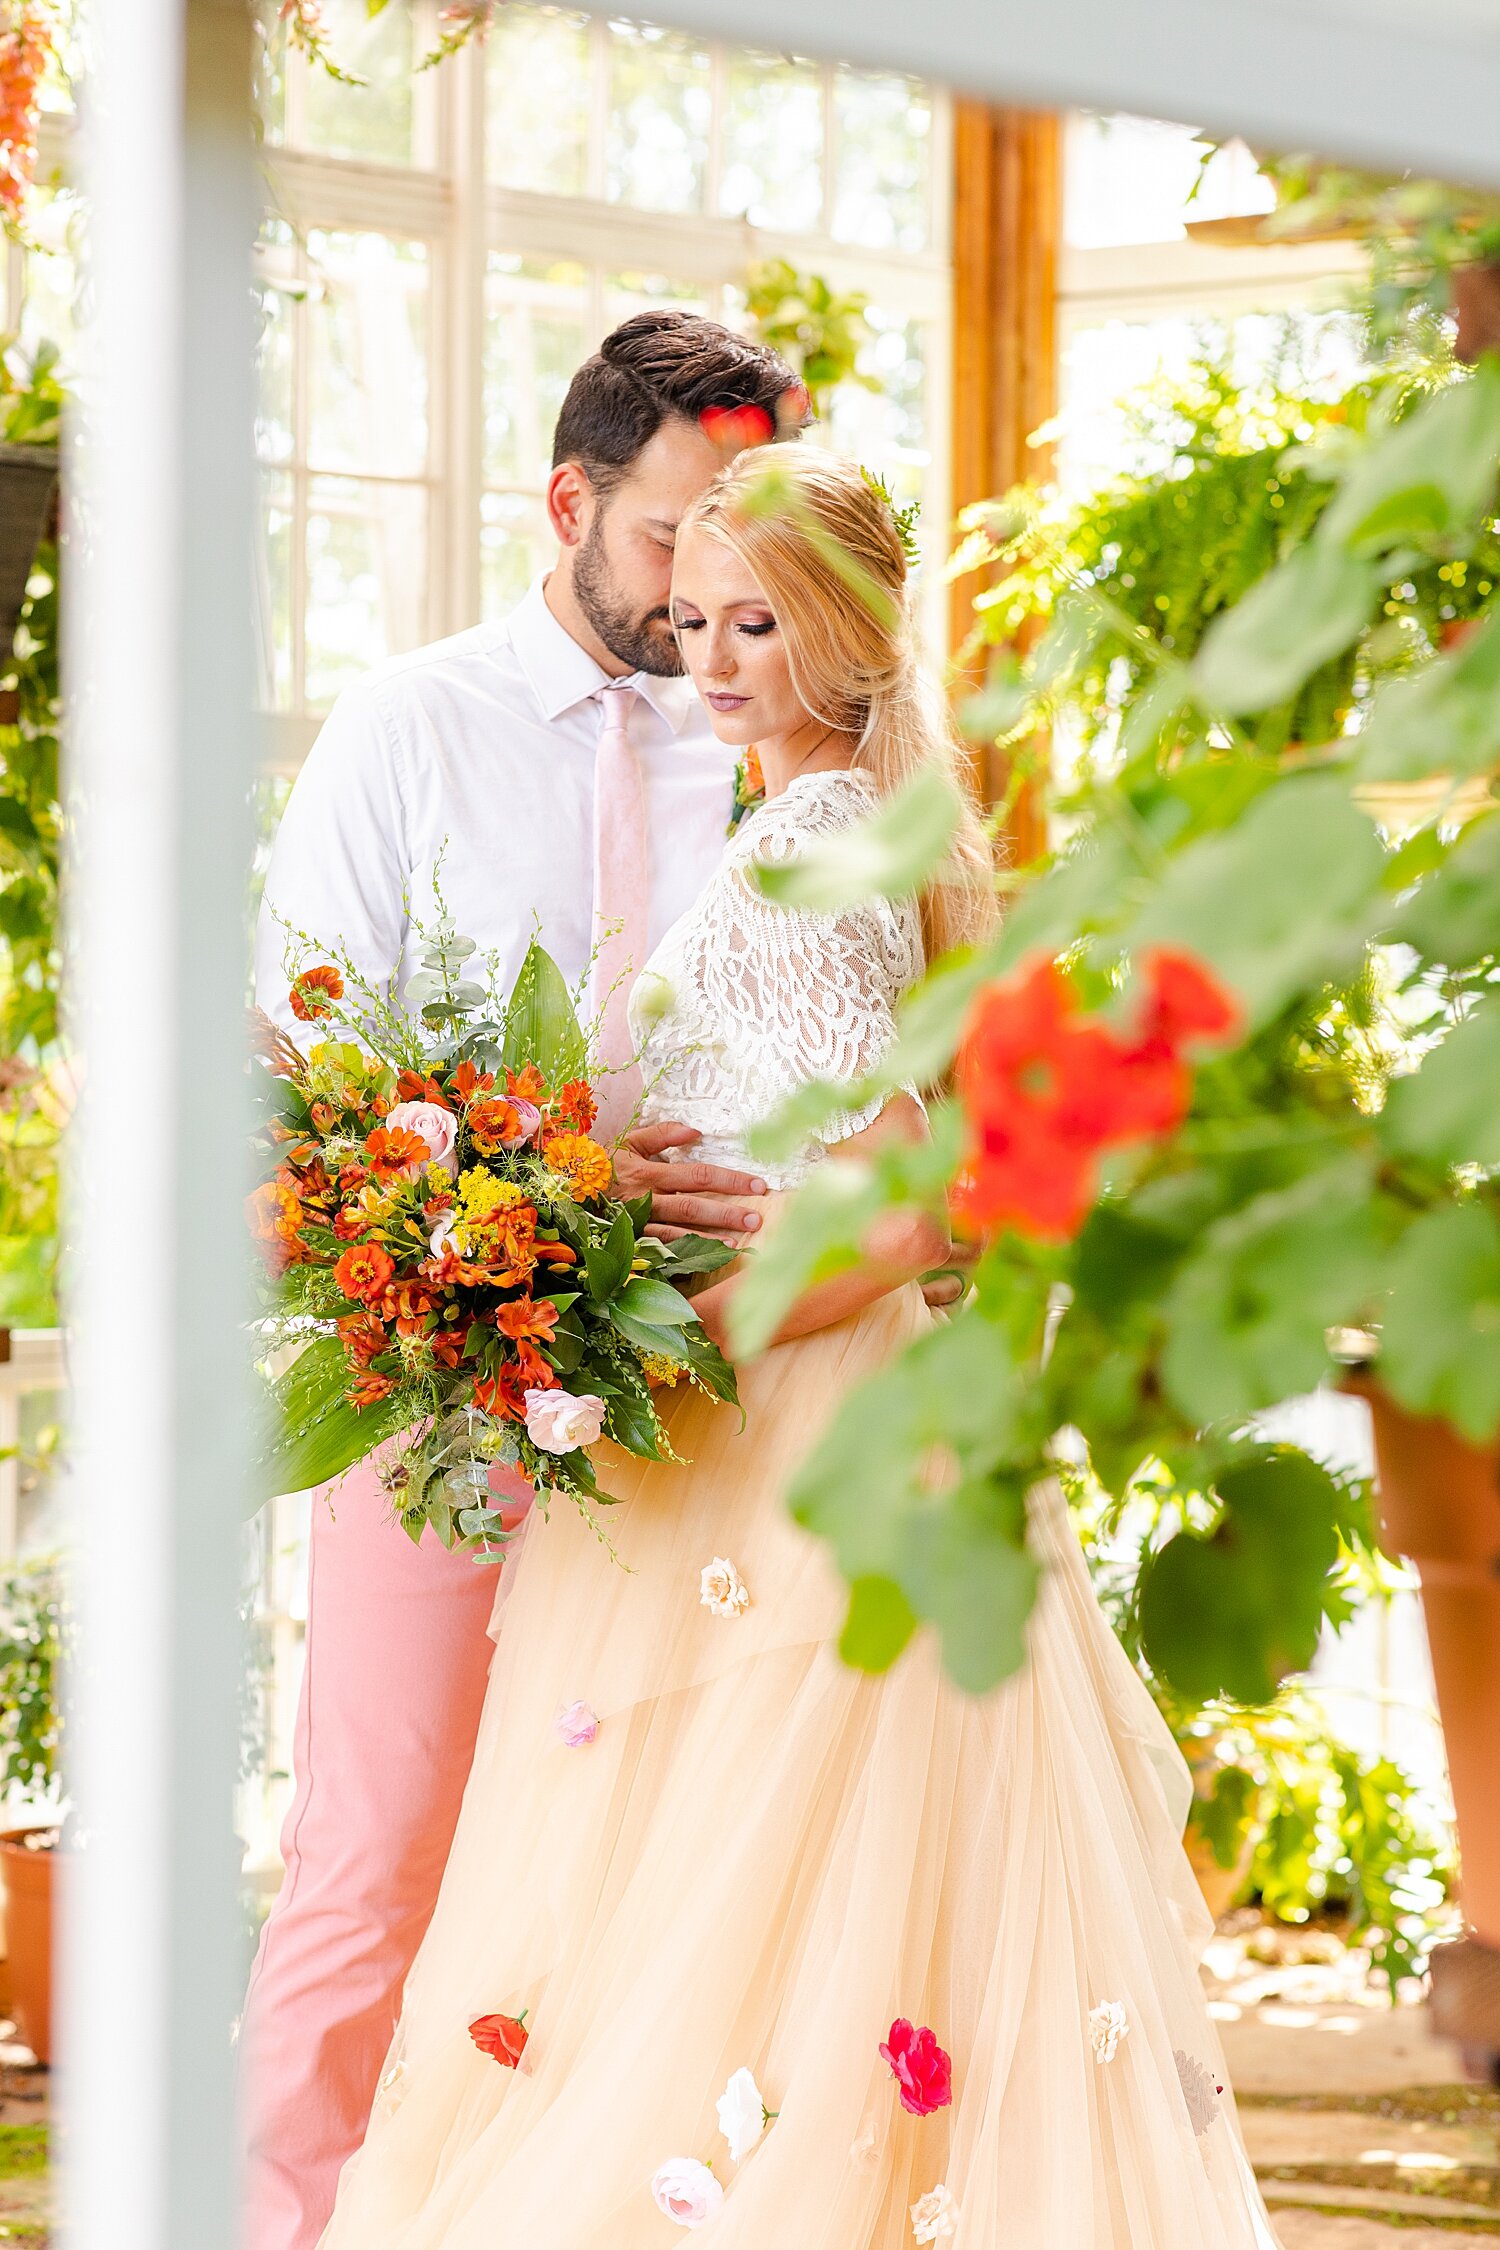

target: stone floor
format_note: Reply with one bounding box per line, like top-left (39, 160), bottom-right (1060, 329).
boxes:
top-left (0, 1925), bottom-right (1493, 2243)
top-left (1208, 1923), bottom-right (1500, 2244)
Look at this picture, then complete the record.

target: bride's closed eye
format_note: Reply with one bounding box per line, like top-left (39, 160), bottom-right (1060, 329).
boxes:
top-left (672, 613), bottom-right (777, 639)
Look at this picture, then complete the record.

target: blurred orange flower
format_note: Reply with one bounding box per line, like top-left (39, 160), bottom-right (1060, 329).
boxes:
top-left (289, 964), bottom-right (343, 1022)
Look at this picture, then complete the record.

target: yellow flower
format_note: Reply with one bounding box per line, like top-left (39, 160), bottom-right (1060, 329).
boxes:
top-left (641, 1351), bottom-right (682, 1390)
top-left (458, 1168), bottom-right (525, 1219)
top-left (545, 1133), bottom-right (613, 1203)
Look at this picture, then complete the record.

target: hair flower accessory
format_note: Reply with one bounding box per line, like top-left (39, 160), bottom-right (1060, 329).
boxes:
top-left (879, 2018), bottom-right (952, 2117)
top-left (1089, 2000), bottom-right (1130, 2064)
top-left (859, 465), bottom-right (922, 570)
top-left (650, 2156), bottom-right (724, 2228)
top-left (700, 1556), bottom-right (751, 1617)
top-left (911, 2183), bottom-right (960, 2243)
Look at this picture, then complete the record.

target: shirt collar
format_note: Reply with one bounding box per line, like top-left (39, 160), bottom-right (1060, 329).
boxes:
top-left (509, 578), bottom-right (696, 737)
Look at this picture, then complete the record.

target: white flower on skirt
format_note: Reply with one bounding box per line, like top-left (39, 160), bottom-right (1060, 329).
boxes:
top-left (650, 2156), bottom-right (725, 2227)
top-left (1088, 2000), bottom-right (1130, 2064)
top-left (1174, 2047), bottom-right (1223, 2136)
top-left (700, 1556), bottom-right (751, 1617)
top-left (911, 2183), bottom-right (960, 2243)
top-left (716, 2065), bottom-right (770, 2162)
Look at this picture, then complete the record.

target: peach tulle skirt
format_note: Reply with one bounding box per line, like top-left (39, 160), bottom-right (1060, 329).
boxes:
top-left (318, 1289), bottom-right (1280, 2249)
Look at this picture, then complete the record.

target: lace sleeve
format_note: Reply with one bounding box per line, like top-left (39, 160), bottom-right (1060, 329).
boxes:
top-left (703, 795), bottom-right (924, 1147)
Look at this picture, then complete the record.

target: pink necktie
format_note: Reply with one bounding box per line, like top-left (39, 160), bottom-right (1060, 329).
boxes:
top-left (589, 682), bottom-right (648, 1143)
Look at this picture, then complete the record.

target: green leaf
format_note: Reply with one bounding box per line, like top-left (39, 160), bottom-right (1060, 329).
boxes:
top-left (1380, 1203), bottom-right (1500, 1442)
top-left (1138, 1447), bottom-right (1344, 1705)
top-left (891, 1474), bottom-right (1040, 1694)
top-left (252, 1334), bottom-right (405, 1509)
top-left (990, 828), bottom-right (1138, 974)
top-left (1128, 773), bottom-right (1386, 1027)
top-left (584, 1210), bottom-right (636, 1302)
top-left (1391, 810), bottom-right (1500, 968)
top-left (1380, 1000), bottom-right (1500, 1171)
top-left (613, 1275), bottom-right (696, 1326)
top-left (0, 1233), bottom-right (55, 1326)
top-left (729, 1161), bottom-right (878, 1356)
top-left (604, 1386), bottom-right (668, 1460)
top-left (750, 770), bottom-right (960, 913)
top-left (838, 1575), bottom-right (918, 1672)
top-left (1160, 1161), bottom-right (1383, 1427)
top-left (1356, 611), bottom-right (1500, 782)
top-left (1321, 362), bottom-right (1500, 554)
top-left (502, 941), bottom-right (587, 1082)
top-left (654, 1232), bottom-right (740, 1278)
top-left (1190, 541), bottom-right (1382, 716)
top-left (1192, 1763), bottom-right (1262, 1873)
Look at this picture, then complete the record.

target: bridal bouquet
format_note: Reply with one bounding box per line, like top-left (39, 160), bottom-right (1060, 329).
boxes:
top-left (248, 921), bottom-right (739, 1556)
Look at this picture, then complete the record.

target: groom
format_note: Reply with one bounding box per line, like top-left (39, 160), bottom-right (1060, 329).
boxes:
top-left (240, 308), bottom-right (804, 2250)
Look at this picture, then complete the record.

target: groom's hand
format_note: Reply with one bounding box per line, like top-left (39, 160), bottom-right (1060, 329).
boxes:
top-left (614, 1121), bottom-right (769, 1241)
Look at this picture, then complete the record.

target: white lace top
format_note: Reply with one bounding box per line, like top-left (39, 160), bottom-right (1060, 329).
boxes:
top-left (628, 769), bottom-right (925, 1188)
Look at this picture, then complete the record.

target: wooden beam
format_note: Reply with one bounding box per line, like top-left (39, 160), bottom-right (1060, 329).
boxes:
top-left (949, 102), bottom-right (1061, 854)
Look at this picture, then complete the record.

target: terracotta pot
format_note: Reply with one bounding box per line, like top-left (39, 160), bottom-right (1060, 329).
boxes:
top-left (0, 1828), bottom-right (58, 2065)
top-left (1347, 1373), bottom-right (1500, 1948)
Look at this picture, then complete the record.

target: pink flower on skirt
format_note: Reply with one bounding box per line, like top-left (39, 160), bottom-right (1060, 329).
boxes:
top-left (879, 2018), bottom-right (953, 2117)
top-left (556, 1700), bottom-right (599, 1747)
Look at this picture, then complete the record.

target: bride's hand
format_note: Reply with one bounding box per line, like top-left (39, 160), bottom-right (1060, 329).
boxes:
top-left (613, 1119), bottom-right (769, 1242)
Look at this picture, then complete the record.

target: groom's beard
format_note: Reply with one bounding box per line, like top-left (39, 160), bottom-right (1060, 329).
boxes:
top-left (573, 514), bottom-right (683, 678)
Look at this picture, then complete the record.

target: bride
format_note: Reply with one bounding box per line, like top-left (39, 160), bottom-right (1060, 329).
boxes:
top-left (316, 449), bottom-right (1279, 2248)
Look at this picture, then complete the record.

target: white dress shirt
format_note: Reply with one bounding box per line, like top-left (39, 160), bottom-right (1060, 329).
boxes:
top-left (254, 581), bottom-right (738, 1037)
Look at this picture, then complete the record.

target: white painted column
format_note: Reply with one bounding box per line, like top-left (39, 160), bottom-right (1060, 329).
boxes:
top-left (65, 1), bottom-right (257, 2245)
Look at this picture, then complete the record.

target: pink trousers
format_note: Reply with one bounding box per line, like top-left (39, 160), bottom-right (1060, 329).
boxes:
top-left (238, 1463), bottom-right (503, 2250)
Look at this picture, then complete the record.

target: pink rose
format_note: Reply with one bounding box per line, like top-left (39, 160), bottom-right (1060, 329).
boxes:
top-left (556, 1700), bottom-right (599, 1747)
top-left (650, 2157), bottom-right (724, 2228)
top-left (386, 1099), bottom-right (458, 1178)
top-left (523, 1389), bottom-right (607, 1454)
top-left (879, 2019), bottom-right (953, 2118)
top-left (502, 1097), bottom-right (543, 1150)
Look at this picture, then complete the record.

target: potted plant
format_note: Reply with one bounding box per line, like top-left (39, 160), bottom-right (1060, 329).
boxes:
top-left (0, 1553), bottom-right (64, 2064)
top-left (733, 352), bottom-right (1500, 2059)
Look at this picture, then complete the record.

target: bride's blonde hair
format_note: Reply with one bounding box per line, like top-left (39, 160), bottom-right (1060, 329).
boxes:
top-left (680, 444), bottom-right (997, 962)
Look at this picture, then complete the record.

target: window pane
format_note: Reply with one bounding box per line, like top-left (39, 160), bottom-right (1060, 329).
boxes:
top-left (257, 473), bottom-right (296, 713)
top-left (18, 188), bottom-right (81, 365)
top-left (603, 270), bottom-right (711, 334)
top-left (306, 232), bottom-right (429, 479)
top-left (721, 51), bottom-right (823, 232)
top-left (485, 257), bottom-right (589, 487)
top-left (305, 478), bottom-right (429, 712)
top-left (606, 20), bottom-right (710, 215)
top-left (825, 310), bottom-right (929, 516)
top-left (833, 69), bottom-right (931, 252)
top-left (1063, 113), bottom-right (1275, 250)
top-left (254, 236), bottom-right (297, 469)
top-left (255, 13), bottom-right (289, 147)
top-left (486, 6), bottom-right (592, 195)
top-left (482, 492), bottom-right (550, 622)
top-left (298, 0), bottom-right (417, 167)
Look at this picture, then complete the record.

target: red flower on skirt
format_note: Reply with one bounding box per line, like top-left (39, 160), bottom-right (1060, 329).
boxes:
top-left (879, 2018), bottom-right (953, 2117)
top-left (469, 2011), bottom-right (529, 2068)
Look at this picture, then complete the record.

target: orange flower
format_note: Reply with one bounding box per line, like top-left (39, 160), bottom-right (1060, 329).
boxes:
top-left (553, 1078), bottom-right (598, 1134)
top-left (515, 1339), bottom-right (558, 1392)
top-left (450, 1060), bottom-right (496, 1104)
top-left (382, 1278), bottom-right (442, 1334)
top-left (349, 1372), bottom-right (396, 1411)
top-left (396, 1069), bottom-right (453, 1109)
top-left (544, 1132), bottom-right (613, 1203)
top-left (247, 1180), bottom-right (305, 1274)
top-left (700, 402), bottom-right (774, 451)
top-left (364, 1125), bottom-right (432, 1182)
top-left (430, 1324), bottom-right (471, 1370)
top-left (334, 1242), bottom-right (395, 1304)
top-left (495, 1297), bottom-right (559, 1343)
top-left (506, 1063), bottom-right (546, 1101)
top-left (469, 1097), bottom-right (529, 1155)
top-left (247, 1006), bottom-right (305, 1079)
top-left (338, 1310), bottom-right (390, 1369)
top-left (472, 1363), bottom-right (529, 1420)
top-left (289, 964), bottom-right (344, 1022)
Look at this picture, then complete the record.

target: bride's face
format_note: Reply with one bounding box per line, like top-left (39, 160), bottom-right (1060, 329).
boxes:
top-left (669, 525), bottom-right (804, 749)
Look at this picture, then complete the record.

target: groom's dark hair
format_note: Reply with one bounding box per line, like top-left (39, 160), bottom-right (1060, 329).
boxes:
top-left (553, 308), bottom-right (805, 495)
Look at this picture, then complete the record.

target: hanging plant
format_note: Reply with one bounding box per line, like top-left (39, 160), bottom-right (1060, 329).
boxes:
top-left (743, 259), bottom-right (879, 423)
